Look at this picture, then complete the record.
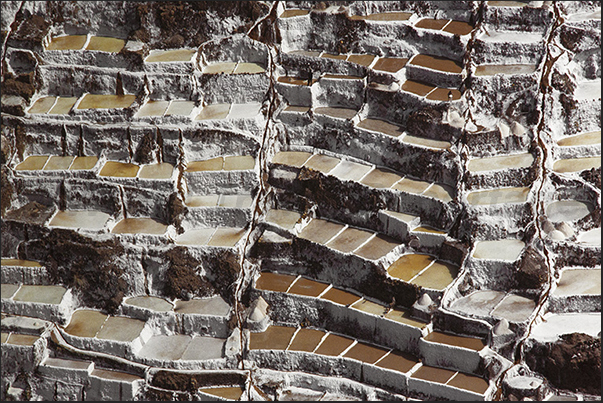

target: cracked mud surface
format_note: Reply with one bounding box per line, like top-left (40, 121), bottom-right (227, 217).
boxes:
top-left (1, 1), bottom-right (600, 401)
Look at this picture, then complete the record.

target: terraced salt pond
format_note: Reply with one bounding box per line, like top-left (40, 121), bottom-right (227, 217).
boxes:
top-left (450, 290), bottom-right (536, 323)
top-left (14, 155), bottom-right (99, 171)
top-left (49, 210), bottom-right (111, 230)
top-left (111, 218), bottom-right (168, 235)
top-left (553, 156), bottom-right (601, 173)
top-left (467, 153), bottom-right (534, 172)
top-left (272, 151), bottom-right (454, 201)
top-left (387, 254), bottom-right (459, 290)
top-left (194, 103), bottom-right (262, 120)
top-left (556, 130), bottom-right (601, 147)
top-left (474, 64), bottom-right (538, 76)
top-left (466, 187), bottom-right (530, 205)
top-left (175, 227), bottom-right (246, 247)
top-left (45, 35), bottom-right (125, 52)
top-left (529, 312), bottom-right (601, 343)
top-left (76, 94), bottom-right (136, 110)
top-left (576, 227), bottom-right (601, 246)
top-left (553, 268), bottom-right (601, 296)
top-left (472, 239), bottom-right (525, 261)
top-left (145, 49), bottom-right (196, 63)
top-left (545, 200), bottom-right (593, 222)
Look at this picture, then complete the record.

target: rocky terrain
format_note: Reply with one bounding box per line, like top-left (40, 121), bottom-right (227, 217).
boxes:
top-left (1, 1), bottom-right (600, 401)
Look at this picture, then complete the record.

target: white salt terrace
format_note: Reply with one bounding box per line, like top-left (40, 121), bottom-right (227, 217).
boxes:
top-left (45, 35), bottom-right (125, 53)
top-left (98, 161), bottom-right (175, 179)
top-left (565, 9), bottom-right (601, 21)
top-left (2, 283), bottom-right (67, 305)
top-left (553, 156), bottom-right (601, 173)
top-left (472, 239), bottom-right (525, 261)
top-left (145, 49), bottom-right (196, 63)
top-left (185, 155), bottom-right (255, 172)
top-left (30, 94), bottom-right (137, 113)
top-left (574, 79), bottom-right (601, 101)
top-left (202, 61), bottom-right (266, 75)
top-left (272, 151), bottom-right (454, 202)
top-left (49, 210), bottom-right (111, 231)
top-left (467, 153), bottom-right (534, 172)
top-left (477, 30), bottom-right (544, 44)
top-left (552, 268), bottom-right (601, 297)
top-left (265, 209), bottom-right (402, 261)
top-left (248, 324), bottom-right (489, 397)
top-left (449, 290), bottom-right (537, 323)
top-left (529, 312), bottom-right (601, 343)
top-left (356, 117), bottom-right (452, 149)
top-left (545, 200), bottom-right (593, 222)
top-left (137, 334), bottom-right (226, 361)
top-left (556, 130), bottom-right (601, 147)
top-left (63, 309), bottom-right (145, 344)
top-left (175, 226), bottom-right (247, 248)
top-left (135, 100), bottom-right (196, 117)
top-left (195, 103), bottom-right (263, 120)
top-left (255, 271), bottom-right (426, 329)
top-left (466, 186), bottom-right (531, 206)
top-left (576, 227), bottom-right (601, 246)
top-left (125, 295), bottom-right (230, 317)
top-left (474, 64), bottom-right (538, 76)
top-left (286, 49), bottom-right (411, 73)
top-left (111, 218), bottom-right (168, 235)
top-left (15, 155), bottom-right (99, 171)
top-left (185, 193), bottom-right (254, 209)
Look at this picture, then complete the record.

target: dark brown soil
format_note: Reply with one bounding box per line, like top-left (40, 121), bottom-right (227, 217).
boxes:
top-left (11, 13), bottom-right (50, 45)
top-left (1, 166), bottom-right (14, 216)
top-left (580, 167), bottom-right (601, 189)
top-left (4, 201), bottom-right (55, 224)
top-left (201, 249), bottom-right (241, 305)
top-left (166, 192), bottom-right (186, 234)
top-left (296, 167), bottom-right (386, 214)
top-left (151, 370), bottom-right (245, 392)
top-left (2, 78), bottom-right (36, 102)
top-left (406, 104), bottom-right (454, 141)
top-left (133, 132), bottom-right (157, 164)
top-left (526, 333), bottom-right (601, 395)
top-left (516, 246), bottom-right (548, 289)
top-left (23, 229), bottom-right (128, 314)
top-left (132, 2), bottom-right (270, 49)
top-left (164, 247), bottom-right (214, 300)
top-left (439, 240), bottom-right (469, 266)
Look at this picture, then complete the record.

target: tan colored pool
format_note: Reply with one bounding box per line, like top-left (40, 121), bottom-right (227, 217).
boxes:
top-left (272, 151), bottom-right (312, 167)
top-left (76, 94), bottom-right (136, 109)
top-left (410, 54), bottom-right (462, 74)
top-left (255, 272), bottom-right (297, 293)
top-left (111, 218), bottom-right (168, 235)
top-left (249, 325), bottom-right (296, 350)
top-left (373, 57), bottom-right (409, 73)
top-left (145, 49), bottom-right (196, 63)
top-left (85, 36), bottom-right (125, 53)
top-left (359, 168), bottom-right (403, 188)
top-left (287, 328), bottom-right (326, 352)
top-left (354, 234), bottom-right (400, 260)
top-left (99, 161), bottom-right (139, 177)
top-left (388, 254), bottom-right (434, 281)
top-left (46, 35), bottom-right (87, 50)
